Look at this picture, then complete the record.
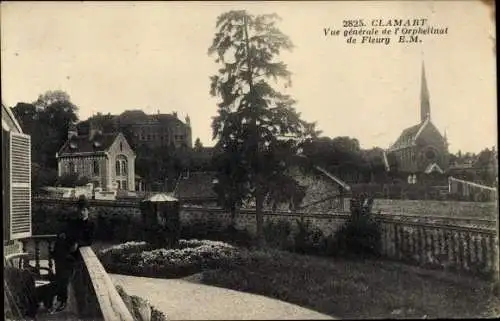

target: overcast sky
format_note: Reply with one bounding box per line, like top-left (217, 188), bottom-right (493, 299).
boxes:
top-left (1, 1), bottom-right (496, 154)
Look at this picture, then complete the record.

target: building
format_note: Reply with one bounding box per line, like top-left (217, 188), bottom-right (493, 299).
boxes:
top-left (2, 104), bottom-right (32, 242)
top-left (114, 110), bottom-right (192, 149)
top-left (386, 62), bottom-right (449, 176)
top-left (56, 124), bottom-right (136, 191)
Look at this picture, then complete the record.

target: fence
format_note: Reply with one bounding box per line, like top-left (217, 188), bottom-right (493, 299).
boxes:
top-left (32, 197), bottom-right (499, 280)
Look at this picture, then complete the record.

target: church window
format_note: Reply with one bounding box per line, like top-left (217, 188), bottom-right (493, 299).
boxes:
top-left (116, 160), bottom-right (121, 175)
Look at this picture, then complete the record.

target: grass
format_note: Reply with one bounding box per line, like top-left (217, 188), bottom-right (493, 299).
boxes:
top-left (198, 248), bottom-right (500, 319)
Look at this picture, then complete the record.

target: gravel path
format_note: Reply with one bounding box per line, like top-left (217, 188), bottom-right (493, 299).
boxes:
top-left (110, 274), bottom-right (334, 320)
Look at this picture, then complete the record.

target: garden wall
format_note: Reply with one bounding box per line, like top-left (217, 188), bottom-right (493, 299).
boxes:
top-left (32, 198), bottom-right (499, 280)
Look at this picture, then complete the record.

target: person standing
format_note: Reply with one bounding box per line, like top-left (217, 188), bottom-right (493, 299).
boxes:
top-left (50, 196), bottom-right (94, 313)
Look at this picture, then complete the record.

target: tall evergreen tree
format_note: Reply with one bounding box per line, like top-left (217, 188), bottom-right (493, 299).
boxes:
top-left (208, 10), bottom-right (316, 244)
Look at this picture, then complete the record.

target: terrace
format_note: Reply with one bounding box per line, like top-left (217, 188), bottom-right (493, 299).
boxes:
top-left (4, 235), bottom-right (134, 321)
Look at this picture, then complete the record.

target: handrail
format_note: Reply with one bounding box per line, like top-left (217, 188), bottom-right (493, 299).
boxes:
top-left (78, 246), bottom-right (134, 321)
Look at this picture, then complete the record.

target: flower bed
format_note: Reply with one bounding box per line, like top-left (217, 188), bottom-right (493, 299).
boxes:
top-left (99, 239), bottom-right (241, 278)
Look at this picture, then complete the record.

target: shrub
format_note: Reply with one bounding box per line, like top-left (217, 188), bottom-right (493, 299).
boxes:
top-left (292, 219), bottom-right (325, 255)
top-left (332, 197), bottom-right (382, 258)
top-left (263, 219), bottom-right (293, 250)
top-left (116, 285), bottom-right (167, 321)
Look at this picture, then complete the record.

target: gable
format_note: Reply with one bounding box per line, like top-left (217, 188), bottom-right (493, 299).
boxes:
top-left (389, 123), bottom-right (422, 150)
top-left (108, 133), bottom-right (135, 157)
top-left (415, 121), bottom-right (445, 147)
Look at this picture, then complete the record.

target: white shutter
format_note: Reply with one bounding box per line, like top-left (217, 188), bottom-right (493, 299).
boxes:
top-left (9, 131), bottom-right (32, 239)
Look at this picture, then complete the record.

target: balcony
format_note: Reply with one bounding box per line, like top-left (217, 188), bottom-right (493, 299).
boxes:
top-left (4, 235), bottom-right (134, 321)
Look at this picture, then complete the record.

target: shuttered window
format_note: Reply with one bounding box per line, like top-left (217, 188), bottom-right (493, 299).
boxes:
top-left (9, 131), bottom-right (32, 239)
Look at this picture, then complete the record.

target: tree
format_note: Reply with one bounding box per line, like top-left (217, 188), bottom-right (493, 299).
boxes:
top-left (34, 90), bottom-right (72, 110)
top-left (194, 138), bottom-right (203, 151)
top-left (208, 10), bottom-right (316, 245)
top-left (12, 90), bottom-right (79, 169)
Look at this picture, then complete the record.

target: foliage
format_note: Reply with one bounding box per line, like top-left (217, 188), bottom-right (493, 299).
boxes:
top-left (31, 163), bottom-right (58, 192)
top-left (55, 172), bottom-right (91, 187)
top-left (208, 10), bottom-right (317, 243)
top-left (293, 219), bottom-right (325, 254)
top-left (32, 202), bottom-right (143, 241)
top-left (99, 239), bottom-right (241, 278)
top-left (263, 219), bottom-right (293, 250)
top-left (116, 285), bottom-right (168, 321)
top-left (333, 196), bottom-right (382, 258)
top-left (12, 90), bottom-right (79, 169)
top-left (194, 138), bottom-right (203, 150)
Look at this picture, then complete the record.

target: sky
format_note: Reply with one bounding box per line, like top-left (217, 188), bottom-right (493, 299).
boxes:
top-left (1, 1), bottom-right (496, 154)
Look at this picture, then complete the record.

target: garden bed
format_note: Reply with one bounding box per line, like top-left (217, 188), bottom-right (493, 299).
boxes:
top-left (98, 239), bottom-right (241, 279)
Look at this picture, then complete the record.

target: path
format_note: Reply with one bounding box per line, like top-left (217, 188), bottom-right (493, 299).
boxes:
top-left (110, 274), bottom-right (334, 320)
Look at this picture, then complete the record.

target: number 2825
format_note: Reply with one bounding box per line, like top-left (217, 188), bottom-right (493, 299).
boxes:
top-left (343, 19), bottom-right (366, 27)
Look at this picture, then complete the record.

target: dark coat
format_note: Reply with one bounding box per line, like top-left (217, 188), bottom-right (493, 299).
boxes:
top-left (53, 218), bottom-right (94, 262)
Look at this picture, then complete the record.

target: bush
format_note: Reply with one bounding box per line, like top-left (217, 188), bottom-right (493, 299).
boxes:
top-left (116, 285), bottom-right (167, 321)
top-left (332, 197), bottom-right (382, 258)
top-left (292, 219), bottom-right (325, 255)
top-left (99, 239), bottom-right (241, 278)
top-left (263, 219), bottom-right (293, 250)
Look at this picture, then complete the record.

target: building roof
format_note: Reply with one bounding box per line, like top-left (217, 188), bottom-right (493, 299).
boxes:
top-left (389, 123), bottom-right (422, 150)
top-left (2, 104), bottom-right (23, 133)
top-left (57, 132), bottom-right (120, 156)
top-left (116, 110), bottom-right (186, 127)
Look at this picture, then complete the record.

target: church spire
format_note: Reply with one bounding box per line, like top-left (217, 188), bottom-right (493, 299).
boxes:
top-left (420, 61), bottom-right (431, 123)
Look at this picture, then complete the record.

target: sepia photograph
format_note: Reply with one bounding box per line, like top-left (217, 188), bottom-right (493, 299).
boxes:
top-left (1, 1), bottom-right (498, 320)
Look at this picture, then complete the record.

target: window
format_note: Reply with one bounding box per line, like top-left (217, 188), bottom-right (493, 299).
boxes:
top-left (69, 162), bottom-right (75, 173)
top-left (122, 180), bottom-right (128, 191)
top-left (117, 181), bottom-right (121, 190)
top-left (116, 160), bottom-right (121, 176)
top-left (121, 160), bottom-right (127, 175)
top-left (93, 160), bottom-right (100, 175)
top-left (120, 142), bottom-right (123, 151)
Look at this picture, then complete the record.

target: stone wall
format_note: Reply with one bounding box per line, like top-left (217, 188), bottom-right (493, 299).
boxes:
top-left (180, 206), bottom-right (350, 236)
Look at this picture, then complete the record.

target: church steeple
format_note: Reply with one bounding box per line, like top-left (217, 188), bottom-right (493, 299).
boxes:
top-left (420, 61), bottom-right (431, 123)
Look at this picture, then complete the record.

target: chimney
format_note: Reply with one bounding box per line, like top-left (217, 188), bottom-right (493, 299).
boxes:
top-left (68, 122), bottom-right (78, 139)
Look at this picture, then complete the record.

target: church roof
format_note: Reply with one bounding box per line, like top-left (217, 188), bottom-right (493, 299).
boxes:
top-left (389, 122), bottom-right (424, 150)
top-left (57, 132), bottom-right (120, 156)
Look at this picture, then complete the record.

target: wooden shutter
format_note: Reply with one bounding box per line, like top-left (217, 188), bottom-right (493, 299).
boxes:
top-left (9, 131), bottom-right (31, 240)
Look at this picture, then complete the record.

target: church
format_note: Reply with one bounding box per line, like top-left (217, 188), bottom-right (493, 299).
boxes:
top-left (386, 62), bottom-right (449, 178)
